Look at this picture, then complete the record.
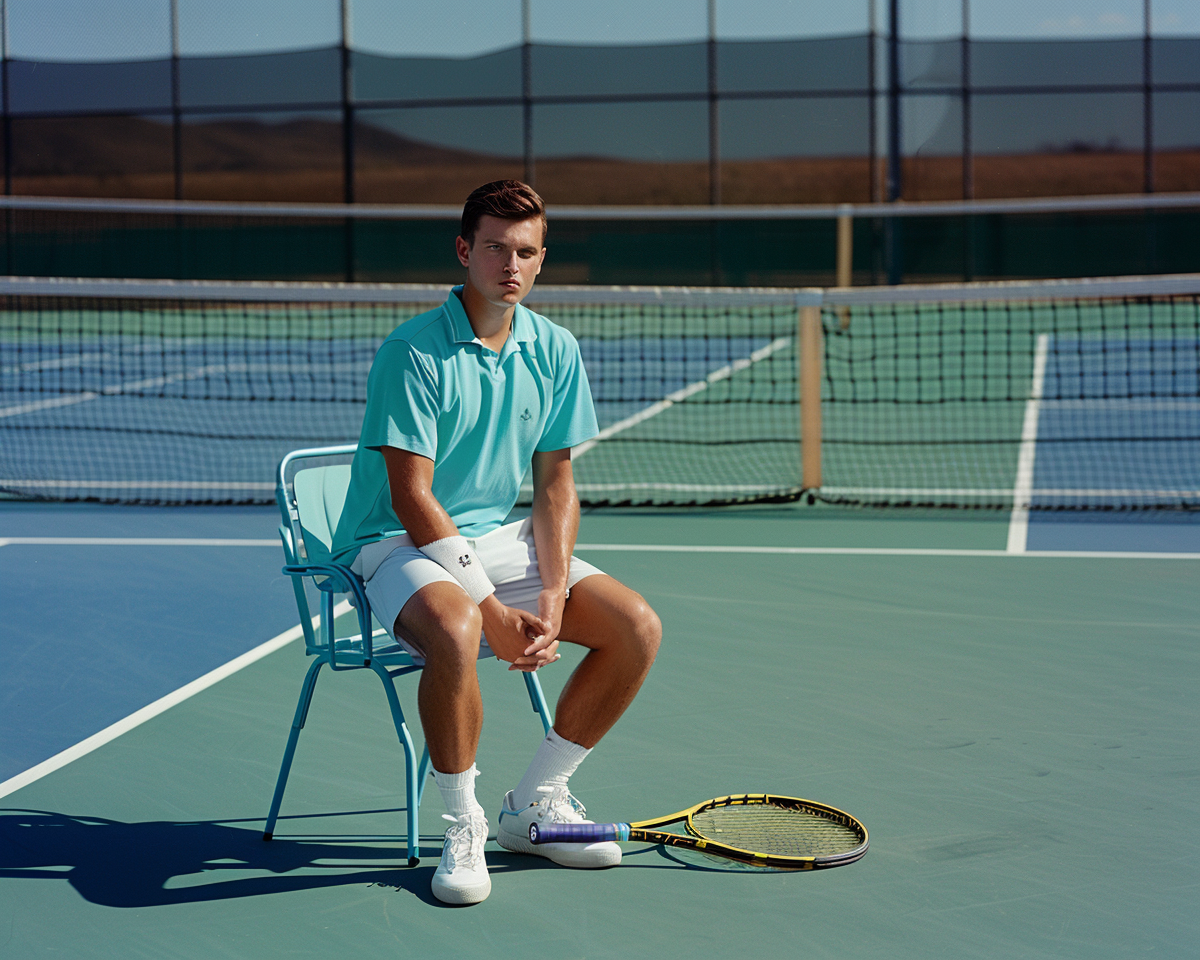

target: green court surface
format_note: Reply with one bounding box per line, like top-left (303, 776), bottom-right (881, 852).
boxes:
top-left (2, 508), bottom-right (1197, 959)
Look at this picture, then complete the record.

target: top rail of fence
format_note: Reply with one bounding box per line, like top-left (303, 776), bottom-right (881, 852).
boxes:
top-left (3, 192), bottom-right (1200, 221)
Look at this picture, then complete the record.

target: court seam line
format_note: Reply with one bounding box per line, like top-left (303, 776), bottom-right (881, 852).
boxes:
top-left (1, 538), bottom-right (1197, 558)
top-left (0, 599), bottom-right (352, 801)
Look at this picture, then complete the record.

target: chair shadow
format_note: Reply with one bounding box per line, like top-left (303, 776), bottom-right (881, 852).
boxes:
top-left (0, 808), bottom-right (754, 909)
top-left (0, 808), bottom-right (445, 907)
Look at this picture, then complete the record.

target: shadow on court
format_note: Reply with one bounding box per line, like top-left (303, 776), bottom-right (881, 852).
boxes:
top-left (0, 809), bottom-right (754, 910)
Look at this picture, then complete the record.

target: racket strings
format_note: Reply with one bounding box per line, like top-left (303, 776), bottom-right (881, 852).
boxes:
top-left (690, 804), bottom-right (864, 858)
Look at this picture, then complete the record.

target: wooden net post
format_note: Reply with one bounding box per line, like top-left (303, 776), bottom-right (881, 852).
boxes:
top-left (799, 304), bottom-right (823, 494)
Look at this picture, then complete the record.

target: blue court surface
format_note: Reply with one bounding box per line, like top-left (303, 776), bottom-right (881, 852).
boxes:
top-left (2, 499), bottom-right (1197, 959)
top-left (1029, 337), bottom-right (1199, 509)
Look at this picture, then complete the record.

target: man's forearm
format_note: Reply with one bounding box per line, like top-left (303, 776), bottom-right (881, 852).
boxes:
top-left (531, 454), bottom-right (579, 594)
top-left (398, 485), bottom-right (461, 547)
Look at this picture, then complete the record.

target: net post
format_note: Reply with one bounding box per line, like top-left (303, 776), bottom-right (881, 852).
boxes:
top-left (799, 304), bottom-right (823, 494)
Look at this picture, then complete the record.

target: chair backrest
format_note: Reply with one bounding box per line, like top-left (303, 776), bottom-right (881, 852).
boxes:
top-left (276, 445), bottom-right (379, 663)
top-left (292, 463), bottom-right (353, 566)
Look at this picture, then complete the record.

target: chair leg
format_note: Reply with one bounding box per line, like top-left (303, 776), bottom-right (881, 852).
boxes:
top-left (371, 661), bottom-right (423, 866)
top-left (264, 658), bottom-right (325, 840)
top-left (524, 671), bottom-right (553, 736)
top-left (416, 743), bottom-right (432, 807)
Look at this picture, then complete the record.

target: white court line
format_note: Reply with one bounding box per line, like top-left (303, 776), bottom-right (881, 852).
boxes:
top-left (0, 393), bottom-right (99, 418)
top-left (574, 544), bottom-right (1200, 559)
top-left (6, 481), bottom-right (275, 491)
top-left (0, 363), bottom-right (229, 419)
top-left (822, 486), bottom-right (1200, 499)
top-left (1007, 333), bottom-right (1051, 554)
top-left (575, 482), bottom-right (793, 493)
top-left (0, 537), bottom-right (278, 547)
top-left (0, 599), bottom-right (352, 801)
top-left (573, 336), bottom-right (792, 458)
top-left (1, 341), bottom-right (165, 375)
top-left (1, 538), bottom-right (1195, 559)
top-left (520, 481), bottom-right (795, 495)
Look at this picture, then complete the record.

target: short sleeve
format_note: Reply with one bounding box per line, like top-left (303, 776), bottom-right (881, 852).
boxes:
top-left (360, 340), bottom-right (440, 459)
top-left (536, 332), bottom-right (599, 452)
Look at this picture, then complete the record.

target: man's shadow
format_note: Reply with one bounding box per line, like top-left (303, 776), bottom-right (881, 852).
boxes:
top-left (1, 808), bottom-right (742, 908)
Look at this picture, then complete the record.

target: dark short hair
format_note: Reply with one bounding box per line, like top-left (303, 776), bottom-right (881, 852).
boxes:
top-left (460, 180), bottom-right (547, 246)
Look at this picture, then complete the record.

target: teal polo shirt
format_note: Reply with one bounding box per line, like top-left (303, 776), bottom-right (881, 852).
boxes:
top-left (331, 287), bottom-right (598, 565)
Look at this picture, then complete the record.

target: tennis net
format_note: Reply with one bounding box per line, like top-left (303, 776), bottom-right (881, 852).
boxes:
top-left (2, 274), bottom-right (1198, 510)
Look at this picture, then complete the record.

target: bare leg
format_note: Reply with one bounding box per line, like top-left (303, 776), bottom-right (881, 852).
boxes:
top-left (395, 581), bottom-right (485, 774)
top-left (552, 575), bottom-right (662, 749)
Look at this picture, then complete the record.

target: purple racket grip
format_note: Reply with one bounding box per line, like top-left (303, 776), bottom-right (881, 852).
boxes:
top-left (528, 821), bottom-right (632, 844)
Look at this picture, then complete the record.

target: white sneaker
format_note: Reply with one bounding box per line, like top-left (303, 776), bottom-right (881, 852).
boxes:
top-left (431, 812), bottom-right (491, 905)
top-left (496, 785), bottom-right (622, 868)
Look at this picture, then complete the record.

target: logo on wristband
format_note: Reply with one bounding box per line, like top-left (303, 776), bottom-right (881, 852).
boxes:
top-left (458, 555), bottom-right (471, 567)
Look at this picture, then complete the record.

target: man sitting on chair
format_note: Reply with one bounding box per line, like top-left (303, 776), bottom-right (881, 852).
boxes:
top-left (331, 180), bottom-right (661, 905)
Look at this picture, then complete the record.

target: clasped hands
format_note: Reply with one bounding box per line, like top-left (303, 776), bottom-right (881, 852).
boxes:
top-left (479, 586), bottom-right (565, 672)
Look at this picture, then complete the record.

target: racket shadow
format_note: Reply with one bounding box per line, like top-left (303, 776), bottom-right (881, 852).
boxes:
top-left (649, 844), bottom-right (816, 874)
top-left (487, 845), bottom-right (796, 875)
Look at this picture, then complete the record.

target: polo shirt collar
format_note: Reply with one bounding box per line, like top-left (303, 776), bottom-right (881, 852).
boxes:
top-left (446, 286), bottom-right (539, 348)
top-left (445, 287), bottom-right (477, 344)
top-left (510, 304), bottom-right (537, 345)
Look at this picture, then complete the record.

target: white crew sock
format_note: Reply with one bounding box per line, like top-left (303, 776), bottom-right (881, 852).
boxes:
top-left (433, 764), bottom-right (485, 820)
top-left (512, 728), bottom-right (592, 810)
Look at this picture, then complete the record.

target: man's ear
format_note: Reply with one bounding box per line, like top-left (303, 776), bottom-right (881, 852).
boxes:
top-left (455, 235), bottom-right (472, 268)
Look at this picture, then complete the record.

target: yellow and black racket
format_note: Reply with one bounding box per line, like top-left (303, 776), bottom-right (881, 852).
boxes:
top-left (529, 793), bottom-right (868, 869)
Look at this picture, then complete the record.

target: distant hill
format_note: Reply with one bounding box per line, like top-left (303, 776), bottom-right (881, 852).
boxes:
top-left (13, 115), bottom-right (511, 176)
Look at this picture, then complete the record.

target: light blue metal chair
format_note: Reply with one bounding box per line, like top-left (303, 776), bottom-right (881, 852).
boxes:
top-left (264, 443), bottom-right (552, 865)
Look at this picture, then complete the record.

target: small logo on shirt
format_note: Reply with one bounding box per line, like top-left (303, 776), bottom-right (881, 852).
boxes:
top-left (458, 555), bottom-right (471, 567)
top-left (520, 408), bottom-right (532, 421)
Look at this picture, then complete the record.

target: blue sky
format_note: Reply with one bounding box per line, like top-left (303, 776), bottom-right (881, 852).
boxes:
top-left (6, 0), bottom-right (1199, 61)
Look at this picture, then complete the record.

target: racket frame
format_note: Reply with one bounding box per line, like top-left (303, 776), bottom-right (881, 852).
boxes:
top-left (530, 793), bottom-right (869, 869)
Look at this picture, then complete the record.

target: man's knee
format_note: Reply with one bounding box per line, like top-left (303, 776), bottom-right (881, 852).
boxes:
top-left (398, 584), bottom-right (483, 667)
top-left (637, 600), bottom-right (663, 662)
top-left (617, 593), bottom-right (662, 667)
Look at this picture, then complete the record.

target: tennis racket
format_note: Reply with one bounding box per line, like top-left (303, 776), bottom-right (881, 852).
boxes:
top-left (529, 793), bottom-right (868, 869)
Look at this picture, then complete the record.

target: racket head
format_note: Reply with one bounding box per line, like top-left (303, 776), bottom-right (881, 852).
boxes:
top-left (676, 793), bottom-right (869, 869)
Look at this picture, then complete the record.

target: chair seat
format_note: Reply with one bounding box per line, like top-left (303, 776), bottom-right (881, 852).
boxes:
top-left (330, 630), bottom-right (417, 668)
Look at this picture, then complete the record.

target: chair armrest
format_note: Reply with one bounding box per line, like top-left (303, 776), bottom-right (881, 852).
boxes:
top-left (282, 562), bottom-right (375, 664)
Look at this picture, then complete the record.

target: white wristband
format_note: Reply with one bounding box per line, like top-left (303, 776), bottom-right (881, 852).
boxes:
top-left (419, 535), bottom-right (495, 605)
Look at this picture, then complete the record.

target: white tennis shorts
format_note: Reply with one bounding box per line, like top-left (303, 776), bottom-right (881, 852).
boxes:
top-left (362, 517), bottom-right (603, 663)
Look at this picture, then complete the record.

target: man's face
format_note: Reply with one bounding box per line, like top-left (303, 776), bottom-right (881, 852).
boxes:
top-left (456, 214), bottom-right (546, 308)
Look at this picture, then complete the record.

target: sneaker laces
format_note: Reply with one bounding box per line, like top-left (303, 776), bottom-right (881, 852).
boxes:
top-left (441, 812), bottom-right (487, 870)
top-left (536, 783), bottom-right (587, 823)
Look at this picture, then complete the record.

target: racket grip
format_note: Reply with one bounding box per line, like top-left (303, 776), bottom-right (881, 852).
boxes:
top-left (529, 822), bottom-right (631, 844)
